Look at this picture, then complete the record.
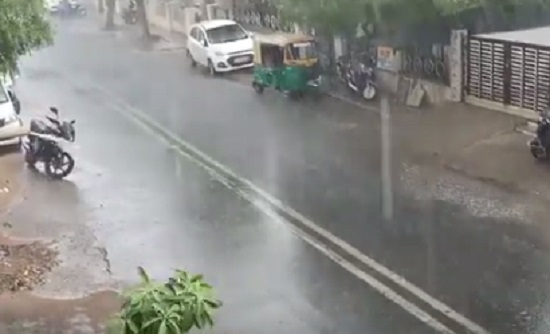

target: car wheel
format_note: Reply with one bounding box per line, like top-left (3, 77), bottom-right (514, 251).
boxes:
top-left (208, 59), bottom-right (218, 76)
top-left (187, 50), bottom-right (196, 68)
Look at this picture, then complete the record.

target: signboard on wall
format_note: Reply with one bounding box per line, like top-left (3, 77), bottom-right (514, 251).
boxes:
top-left (377, 46), bottom-right (396, 72)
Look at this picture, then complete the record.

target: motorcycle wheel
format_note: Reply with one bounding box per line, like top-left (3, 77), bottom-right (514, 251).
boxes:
top-left (45, 152), bottom-right (75, 179)
top-left (362, 84), bottom-right (377, 101)
top-left (24, 144), bottom-right (37, 167)
top-left (530, 146), bottom-right (548, 161)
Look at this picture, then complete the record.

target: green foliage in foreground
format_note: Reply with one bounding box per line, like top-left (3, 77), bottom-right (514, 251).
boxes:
top-left (109, 267), bottom-right (222, 334)
top-left (0, 0), bottom-right (52, 74)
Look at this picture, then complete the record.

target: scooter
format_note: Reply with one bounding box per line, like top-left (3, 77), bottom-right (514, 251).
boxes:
top-left (529, 110), bottom-right (550, 161)
top-left (122, 6), bottom-right (137, 24)
top-left (24, 107), bottom-right (76, 179)
top-left (336, 55), bottom-right (350, 84)
top-left (336, 58), bottom-right (378, 101)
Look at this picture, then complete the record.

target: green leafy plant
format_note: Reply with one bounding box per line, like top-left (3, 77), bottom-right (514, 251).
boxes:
top-left (0, 0), bottom-right (53, 74)
top-left (111, 267), bottom-right (222, 334)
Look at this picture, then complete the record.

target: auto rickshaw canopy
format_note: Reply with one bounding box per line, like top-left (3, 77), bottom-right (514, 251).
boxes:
top-left (252, 32), bottom-right (318, 67)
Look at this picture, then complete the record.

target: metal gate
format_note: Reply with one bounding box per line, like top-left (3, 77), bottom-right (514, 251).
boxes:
top-left (466, 36), bottom-right (550, 112)
top-left (466, 37), bottom-right (506, 103)
top-left (509, 44), bottom-right (550, 112)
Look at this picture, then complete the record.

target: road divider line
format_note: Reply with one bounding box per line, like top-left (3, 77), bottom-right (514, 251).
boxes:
top-left (100, 98), bottom-right (457, 334)
top-left (89, 83), bottom-right (490, 334)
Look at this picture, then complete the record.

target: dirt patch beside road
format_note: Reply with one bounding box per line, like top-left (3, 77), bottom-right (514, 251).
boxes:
top-left (0, 152), bottom-right (58, 294)
top-left (0, 236), bottom-right (59, 293)
top-left (0, 151), bottom-right (119, 332)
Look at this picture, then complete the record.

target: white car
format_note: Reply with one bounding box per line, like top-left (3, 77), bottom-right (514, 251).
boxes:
top-left (187, 20), bottom-right (254, 75)
top-left (45, 0), bottom-right (60, 11)
top-left (0, 81), bottom-right (24, 147)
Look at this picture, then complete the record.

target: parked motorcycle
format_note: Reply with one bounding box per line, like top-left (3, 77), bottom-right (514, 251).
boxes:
top-left (336, 55), bottom-right (377, 101)
top-left (121, 4), bottom-right (137, 24)
top-left (529, 109), bottom-right (550, 161)
top-left (24, 107), bottom-right (76, 179)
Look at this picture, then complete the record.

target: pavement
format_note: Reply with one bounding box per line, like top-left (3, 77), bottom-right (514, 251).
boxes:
top-left (1, 12), bottom-right (550, 334)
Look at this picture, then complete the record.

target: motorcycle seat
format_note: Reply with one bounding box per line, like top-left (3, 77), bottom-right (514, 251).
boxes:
top-left (30, 120), bottom-right (53, 134)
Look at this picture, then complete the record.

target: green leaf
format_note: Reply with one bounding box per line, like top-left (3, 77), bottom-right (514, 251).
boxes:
top-left (203, 311), bottom-right (214, 327)
top-left (167, 318), bottom-right (182, 334)
top-left (152, 302), bottom-right (167, 316)
top-left (137, 266), bottom-right (151, 283)
top-left (190, 274), bottom-right (204, 282)
top-left (125, 319), bottom-right (139, 334)
top-left (142, 317), bottom-right (162, 330)
top-left (158, 320), bottom-right (168, 334)
top-left (204, 299), bottom-right (222, 308)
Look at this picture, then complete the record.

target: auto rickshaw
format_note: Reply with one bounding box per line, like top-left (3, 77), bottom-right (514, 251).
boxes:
top-left (251, 33), bottom-right (323, 98)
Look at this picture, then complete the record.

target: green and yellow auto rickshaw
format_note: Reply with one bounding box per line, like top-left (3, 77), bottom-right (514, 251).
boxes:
top-left (251, 33), bottom-right (323, 98)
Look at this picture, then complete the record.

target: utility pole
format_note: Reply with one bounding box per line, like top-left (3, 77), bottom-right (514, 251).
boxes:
top-left (381, 95), bottom-right (393, 222)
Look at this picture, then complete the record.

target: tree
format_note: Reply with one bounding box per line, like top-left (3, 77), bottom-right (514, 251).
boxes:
top-left (0, 0), bottom-right (52, 74)
top-left (279, 0), bottom-right (369, 37)
top-left (98, 0), bottom-right (105, 13)
top-left (432, 0), bottom-right (480, 15)
top-left (136, 0), bottom-right (151, 39)
top-left (279, 0), bottom-right (371, 69)
top-left (105, 0), bottom-right (116, 29)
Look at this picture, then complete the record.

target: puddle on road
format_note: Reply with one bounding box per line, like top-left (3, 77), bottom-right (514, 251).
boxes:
top-left (0, 290), bottom-right (121, 334)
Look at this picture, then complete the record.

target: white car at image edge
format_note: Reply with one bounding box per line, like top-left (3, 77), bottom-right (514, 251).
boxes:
top-left (187, 20), bottom-right (254, 75)
top-left (0, 80), bottom-right (25, 147)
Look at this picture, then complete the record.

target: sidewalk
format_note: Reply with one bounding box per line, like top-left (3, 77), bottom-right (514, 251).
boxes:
top-left (392, 102), bottom-right (550, 202)
top-left (148, 24), bottom-right (187, 51)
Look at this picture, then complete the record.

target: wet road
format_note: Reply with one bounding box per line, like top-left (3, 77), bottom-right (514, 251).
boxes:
top-left (10, 45), bottom-right (440, 334)
top-left (7, 14), bottom-right (550, 333)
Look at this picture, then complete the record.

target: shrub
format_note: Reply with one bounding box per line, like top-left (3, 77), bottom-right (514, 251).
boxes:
top-left (109, 267), bottom-right (222, 334)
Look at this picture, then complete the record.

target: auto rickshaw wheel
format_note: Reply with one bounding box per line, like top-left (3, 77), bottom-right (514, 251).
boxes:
top-left (252, 82), bottom-right (264, 94)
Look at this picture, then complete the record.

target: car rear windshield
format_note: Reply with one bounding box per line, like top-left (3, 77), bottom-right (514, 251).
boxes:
top-left (206, 24), bottom-right (248, 44)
